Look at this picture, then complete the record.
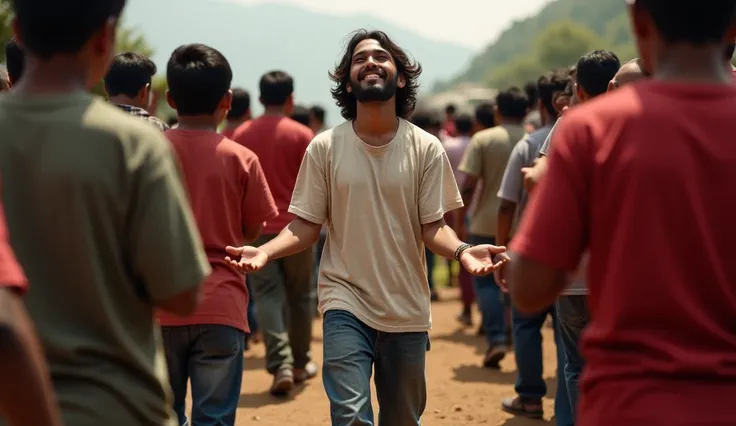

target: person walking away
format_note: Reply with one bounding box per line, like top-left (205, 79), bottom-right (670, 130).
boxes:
top-left (508, 1), bottom-right (736, 424)
top-left (0, 1), bottom-right (212, 425)
top-left (225, 29), bottom-right (508, 426)
top-left (232, 70), bottom-right (317, 396)
top-left (220, 88), bottom-right (251, 138)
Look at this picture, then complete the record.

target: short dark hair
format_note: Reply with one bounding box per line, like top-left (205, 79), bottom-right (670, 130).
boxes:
top-left (309, 105), bottom-right (325, 123)
top-left (259, 70), bottom-right (293, 106)
top-left (12, 0), bottom-right (125, 60)
top-left (166, 43), bottom-right (233, 116)
top-left (445, 104), bottom-right (456, 115)
top-left (576, 50), bottom-right (621, 97)
top-left (495, 87), bottom-right (528, 120)
top-left (290, 105), bottom-right (311, 127)
top-left (454, 114), bottom-right (474, 135)
top-left (5, 36), bottom-right (24, 83)
top-left (634, 0), bottom-right (736, 44)
top-left (409, 109), bottom-right (440, 131)
top-left (104, 52), bottom-right (156, 97)
top-left (726, 43), bottom-right (736, 62)
top-left (474, 102), bottom-right (495, 128)
top-left (524, 81), bottom-right (538, 109)
top-left (537, 69), bottom-right (571, 118)
top-left (228, 88), bottom-right (250, 119)
top-left (330, 29), bottom-right (422, 120)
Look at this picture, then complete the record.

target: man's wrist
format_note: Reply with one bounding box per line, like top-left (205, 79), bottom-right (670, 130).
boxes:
top-left (454, 243), bottom-right (473, 261)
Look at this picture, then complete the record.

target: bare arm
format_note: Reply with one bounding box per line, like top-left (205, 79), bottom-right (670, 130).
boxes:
top-left (508, 253), bottom-right (568, 314)
top-left (455, 174), bottom-right (478, 237)
top-left (259, 217), bottom-right (322, 260)
top-left (496, 199), bottom-right (517, 248)
top-left (522, 156), bottom-right (548, 194)
top-left (0, 288), bottom-right (63, 426)
top-left (422, 218), bottom-right (465, 259)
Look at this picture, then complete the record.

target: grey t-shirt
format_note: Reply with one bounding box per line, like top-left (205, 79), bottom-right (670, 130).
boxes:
top-left (538, 118), bottom-right (559, 157)
top-left (497, 124), bottom-right (553, 219)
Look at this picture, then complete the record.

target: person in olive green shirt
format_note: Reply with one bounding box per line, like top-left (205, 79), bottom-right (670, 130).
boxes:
top-left (456, 87), bottom-right (528, 368)
top-left (0, 1), bottom-right (211, 425)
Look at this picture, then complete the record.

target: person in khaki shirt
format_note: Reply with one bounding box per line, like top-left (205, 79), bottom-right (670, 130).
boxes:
top-left (226, 29), bottom-right (508, 426)
top-left (455, 88), bottom-right (528, 369)
top-left (0, 1), bottom-right (211, 425)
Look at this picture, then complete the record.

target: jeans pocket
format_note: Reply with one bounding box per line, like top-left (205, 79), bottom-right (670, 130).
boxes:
top-left (197, 325), bottom-right (242, 356)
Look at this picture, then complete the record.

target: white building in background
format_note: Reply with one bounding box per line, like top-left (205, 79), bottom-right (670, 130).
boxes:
top-left (417, 82), bottom-right (499, 115)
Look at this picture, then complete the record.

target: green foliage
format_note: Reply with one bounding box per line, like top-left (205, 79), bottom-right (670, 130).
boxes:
top-left (447, 0), bottom-right (638, 89)
top-left (0, 0), bottom-right (12, 62)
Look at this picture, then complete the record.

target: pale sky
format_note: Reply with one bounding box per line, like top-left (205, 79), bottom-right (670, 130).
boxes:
top-left (224, 0), bottom-right (553, 49)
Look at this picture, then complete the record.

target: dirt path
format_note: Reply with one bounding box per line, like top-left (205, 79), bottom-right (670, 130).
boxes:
top-left (234, 287), bottom-right (560, 425)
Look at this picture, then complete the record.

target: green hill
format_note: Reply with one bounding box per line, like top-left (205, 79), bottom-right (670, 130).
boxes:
top-left (438, 0), bottom-right (636, 90)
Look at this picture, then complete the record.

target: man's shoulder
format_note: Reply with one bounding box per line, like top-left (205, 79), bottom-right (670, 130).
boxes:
top-left (402, 119), bottom-right (443, 150)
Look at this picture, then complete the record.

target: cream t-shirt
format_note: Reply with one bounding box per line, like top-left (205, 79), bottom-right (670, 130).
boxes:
top-left (288, 118), bottom-right (463, 332)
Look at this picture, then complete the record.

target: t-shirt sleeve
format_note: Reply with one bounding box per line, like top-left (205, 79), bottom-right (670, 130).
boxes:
top-left (0, 203), bottom-right (27, 294)
top-left (458, 133), bottom-right (483, 177)
top-left (497, 140), bottom-right (526, 204)
top-left (419, 139), bottom-right (464, 224)
top-left (240, 153), bottom-right (278, 230)
top-left (128, 131), bottom-right (211, 303)
top-left (538, 119), bottom-right (559, 157)
top-left (288, 140), bottom-right (328, 225)
top-left (509, 114), bottom-right (591, 271)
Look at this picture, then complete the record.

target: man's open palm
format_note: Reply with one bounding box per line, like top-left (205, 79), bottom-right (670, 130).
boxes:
top-left (460, 244), bottom-right (508, 276)
top-left (225, 246), bottom-right (268, 272)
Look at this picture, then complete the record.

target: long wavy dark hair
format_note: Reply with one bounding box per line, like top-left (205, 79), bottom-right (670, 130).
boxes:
top-left (329, 30), bottom-right (422, 121)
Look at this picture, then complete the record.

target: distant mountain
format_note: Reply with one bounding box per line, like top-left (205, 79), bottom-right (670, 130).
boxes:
top-left (123, 0), bottom-right (475, 125)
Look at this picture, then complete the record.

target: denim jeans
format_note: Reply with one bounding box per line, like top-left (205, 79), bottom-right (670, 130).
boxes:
top-left (557, 295), bottom-right (589, 422)
top-left (161, 325), bottom-right (245, 426)
top-left (322, 310), bottom-right (429, 426)
top-left (511, 306), bottom-right (573, 426)
top-left (470, 234), bottom-right (506, 346)
top-left (249, 234), bottom-right (315, 374)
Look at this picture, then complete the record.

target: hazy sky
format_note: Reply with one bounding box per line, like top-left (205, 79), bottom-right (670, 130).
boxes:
top-left (224, 0), bottom-right (553, 49)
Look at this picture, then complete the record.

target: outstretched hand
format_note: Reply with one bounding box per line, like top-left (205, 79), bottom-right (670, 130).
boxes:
top-left (460, 244), bottom-right (509, 276)
top-left (225, 246), bottom-right (269, 273)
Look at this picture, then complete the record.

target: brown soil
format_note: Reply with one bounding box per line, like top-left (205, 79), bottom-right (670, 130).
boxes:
top-left (232, 287), bottom-right (560, 426)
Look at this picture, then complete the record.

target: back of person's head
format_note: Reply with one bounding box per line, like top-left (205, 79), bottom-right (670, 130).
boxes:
top-left (290, 105), bottom-right (311, 127)
top-left (12, 0), bottom-right (125, 60)
top-left (410, 109), bottom-right (441, 136)
top-left (259, 70), bottom-right (294, 107)
top-left (537, 69), bottom-right (571, 119)
top-left (630, 0), bottom-right (736, 45)
top-left (576, 50), bottom-right (621, 99)
top-left (445, 104), bottom-right (456, 117)
top-left (609, 57), bottom-right (649, 90)
top-left (474, 102), bottom-right (495, 129)
top-left (166, 43), bottom-right (233, 117)
top-left (495, 87), bottom-right (529, 121)
top-left (309, 105), bottom-right (325, 124)
top-left (524, 81), bottom-right (538, 109)
top-left (0, 65), bottom-right (9, 91)
top-left (5, 36), bottom-right (24, 85)
top-left (453, 113), bottom-right (474, 136)
top-left (104, 52), bottom-right (156, 99)
top-left (227, 88), bottom-right (251, 120)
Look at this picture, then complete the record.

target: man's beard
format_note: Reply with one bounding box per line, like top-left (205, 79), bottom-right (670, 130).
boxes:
top-left (349, 74), bottom-right (398, 103)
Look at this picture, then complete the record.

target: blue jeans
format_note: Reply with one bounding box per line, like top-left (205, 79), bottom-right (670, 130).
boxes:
top-left (511, 306), bottom-right (573, 426)
top-left (556, 295), bottom-right (589, 422)
top-left (246, 276), bottom-right (257, 333)
top-left (322, 310), bottom-right (429, 426)
top-left (161, 325), bottom-right (245, 426)
top-left (470, 234), bottom-right (506, 346)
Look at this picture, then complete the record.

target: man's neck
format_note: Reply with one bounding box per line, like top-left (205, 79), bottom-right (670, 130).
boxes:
top-left (12, 56), bottom-right (89, 95)
top-left (354, 101), bottom-right (398, 136)
top-left (262, 106), bottom-right (285, 116)
top-left (176, 115), bottom-right (220, 132)
top-left (496, 117), bottom-right (523, 127)
top-left (109, 96), bottom-right (144, 109)
top-left (655, 45), bottom-right (732, 84)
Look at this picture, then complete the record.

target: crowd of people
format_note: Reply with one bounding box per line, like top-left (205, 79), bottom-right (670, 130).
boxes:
top-left (2, 0), bottom-right (736, 426)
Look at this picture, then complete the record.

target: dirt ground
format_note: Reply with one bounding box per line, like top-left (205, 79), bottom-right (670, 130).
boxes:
top-left (232, 286), bottom-right (560, 426)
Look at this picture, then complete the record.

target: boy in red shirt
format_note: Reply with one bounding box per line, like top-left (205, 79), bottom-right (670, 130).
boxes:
top-left (508, 0), bottom-right (736, 425)
top-left (158, 43), bottom-right (277, 426)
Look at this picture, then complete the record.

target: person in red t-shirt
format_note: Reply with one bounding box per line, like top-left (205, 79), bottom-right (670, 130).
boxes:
top-left (158, 44), bottom-right (277, 426)
top-left (232, 70), bottom-right (317, 396)
top-left (508, 0), bottom-right (736, 425)
top-left (0, 199), bottom-right (62, 426)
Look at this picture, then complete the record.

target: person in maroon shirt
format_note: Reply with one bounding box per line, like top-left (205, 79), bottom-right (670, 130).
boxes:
top-left (508, 0), bottom-right (736, 425)
top-left (159, 43), bottom-right (277, 426)
top-left (0, 198), bottom-right (62, 426)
